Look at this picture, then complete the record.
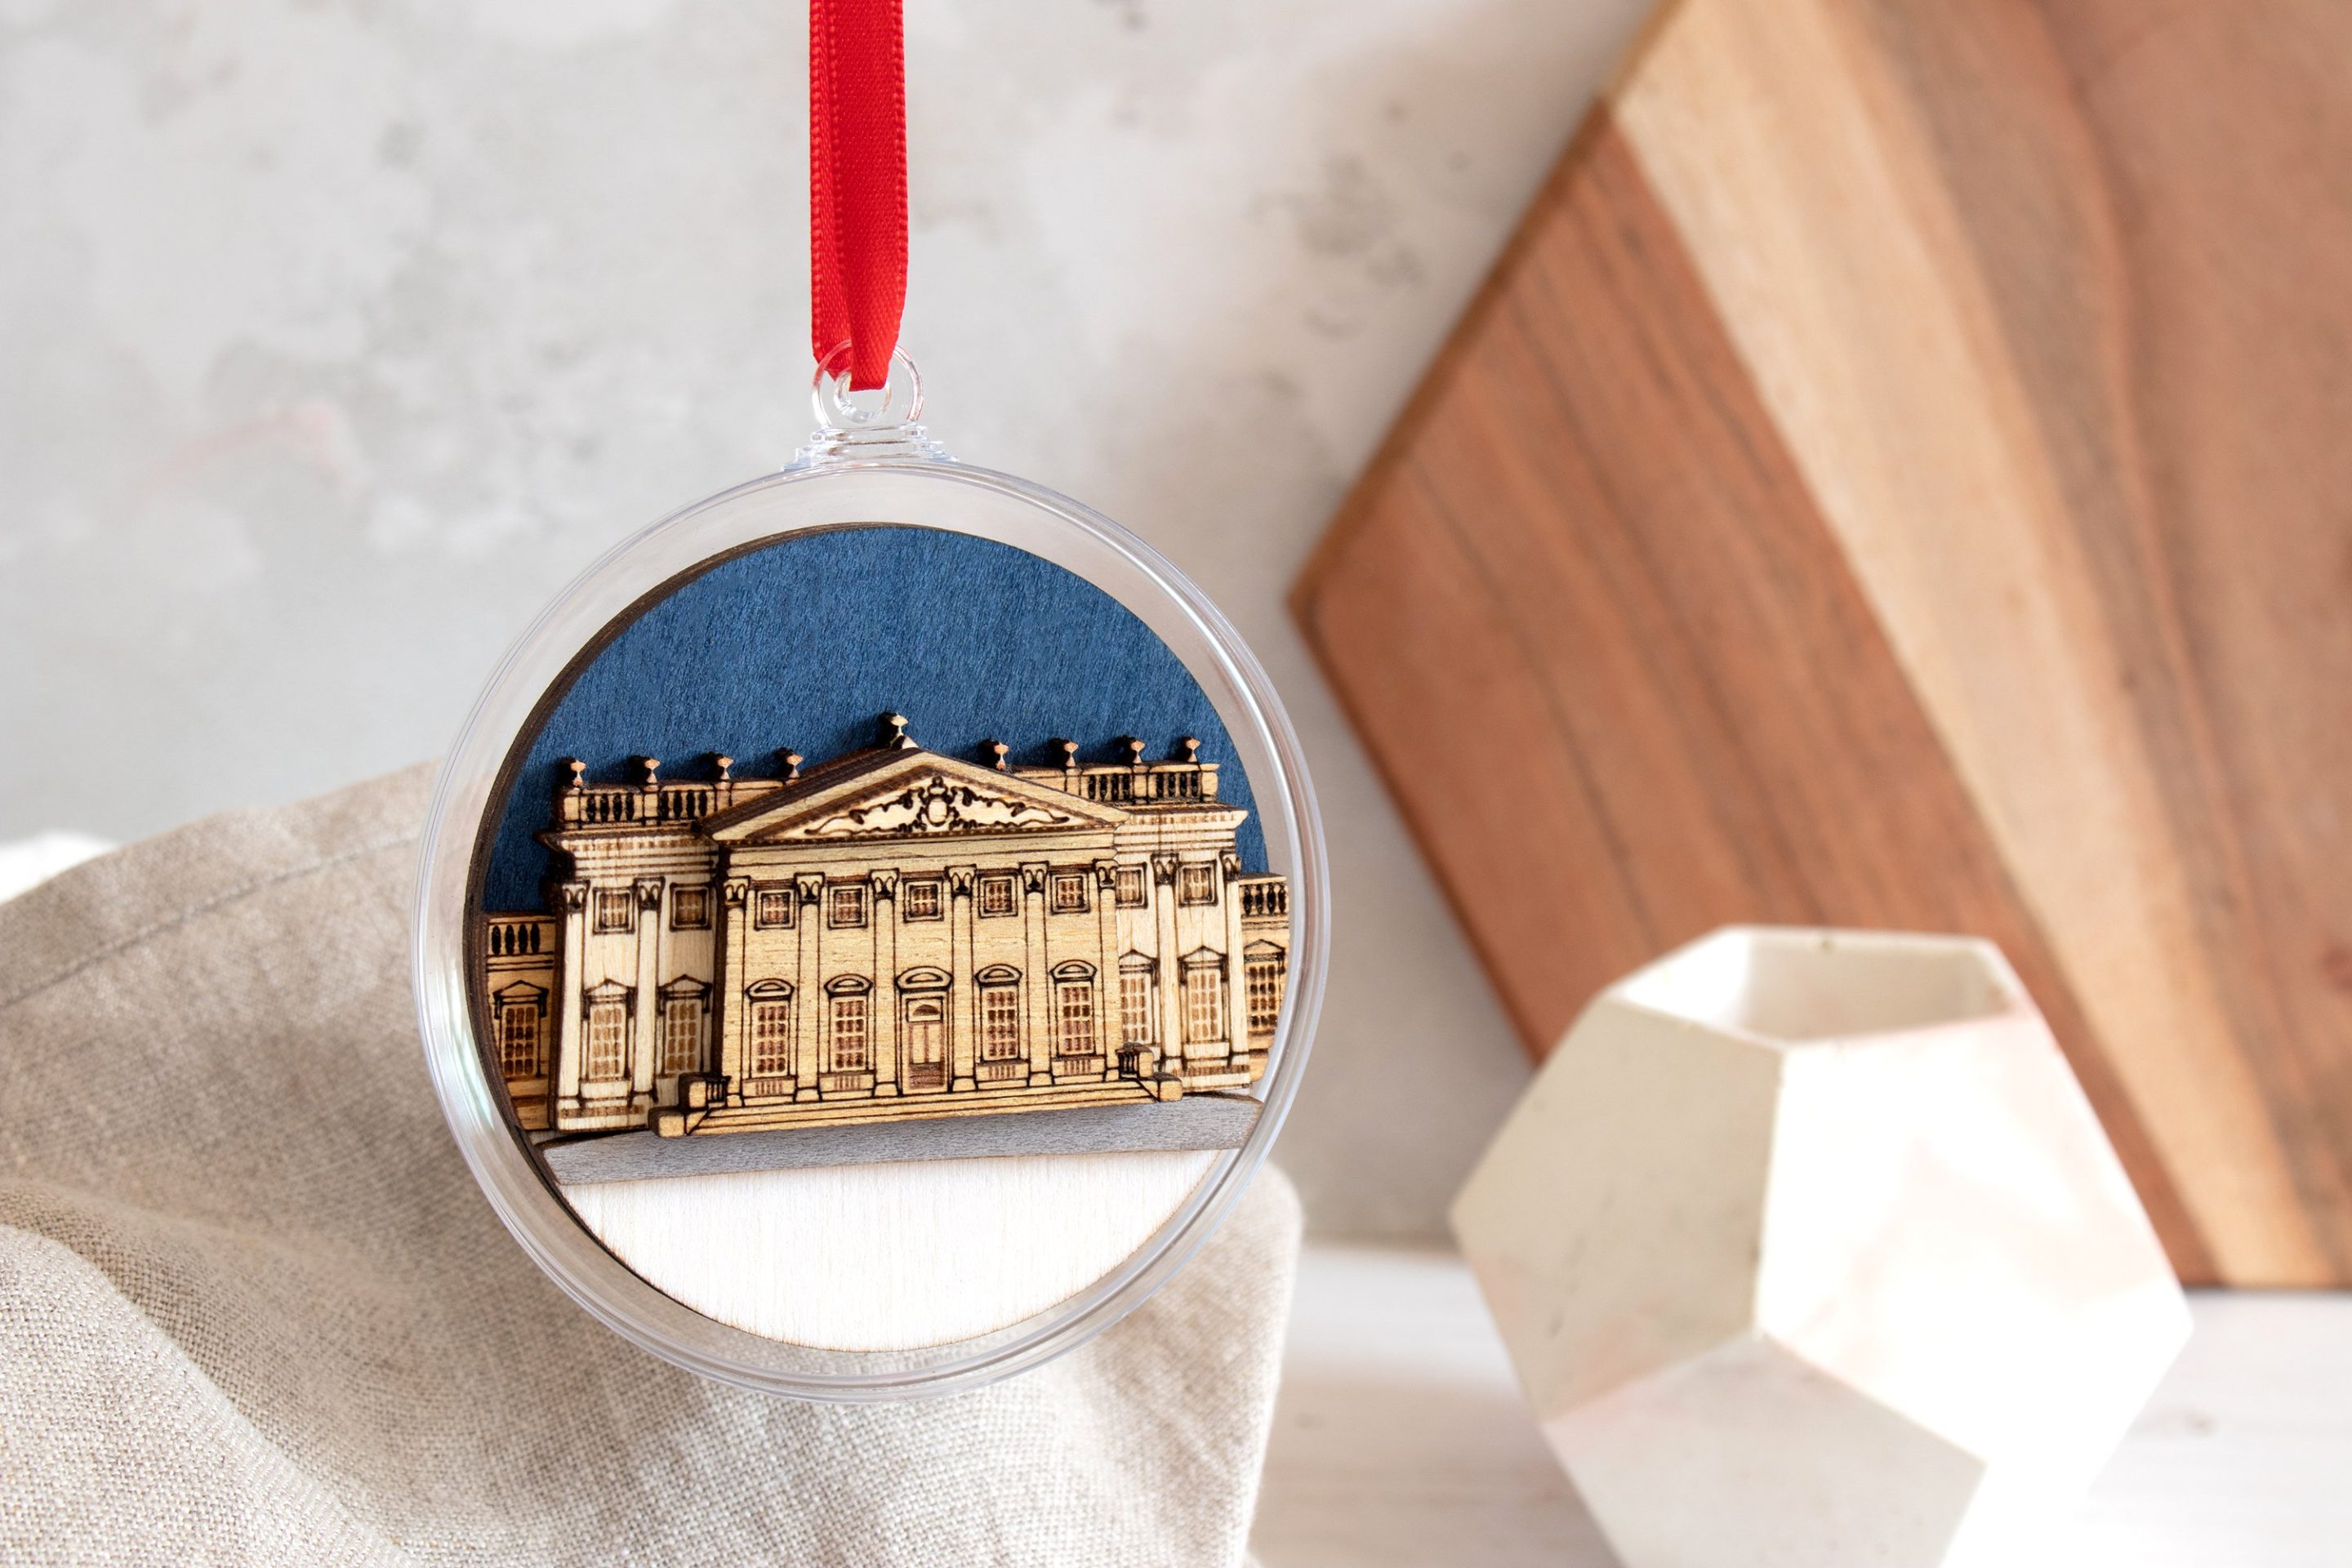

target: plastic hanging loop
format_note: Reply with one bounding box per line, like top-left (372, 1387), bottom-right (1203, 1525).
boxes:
top-left (800, 344), bottom-right (947, 465)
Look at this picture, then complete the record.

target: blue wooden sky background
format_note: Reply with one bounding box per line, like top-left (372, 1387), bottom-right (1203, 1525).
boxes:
top-left (483, 526), bottom-right (1263, 909)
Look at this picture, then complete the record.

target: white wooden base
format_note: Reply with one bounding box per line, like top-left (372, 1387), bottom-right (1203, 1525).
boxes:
top-left (563, 1149), bottom-right (1217, 1350)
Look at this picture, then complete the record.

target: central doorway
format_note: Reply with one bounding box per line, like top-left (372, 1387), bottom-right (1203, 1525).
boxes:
top-left (902, 991), bottom-right (947, 1090)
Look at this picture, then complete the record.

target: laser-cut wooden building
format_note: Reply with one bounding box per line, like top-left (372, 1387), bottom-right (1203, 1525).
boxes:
top-left (479, 718), bottom-right (1288, 1139)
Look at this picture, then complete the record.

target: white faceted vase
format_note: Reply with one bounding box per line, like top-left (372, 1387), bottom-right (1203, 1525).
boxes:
top-left (1451, 926), bottom-right (2190, 1568)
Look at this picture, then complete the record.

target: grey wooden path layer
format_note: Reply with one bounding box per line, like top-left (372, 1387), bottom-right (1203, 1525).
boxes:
top-left (541, 1093), bottom-right (1263, 1185)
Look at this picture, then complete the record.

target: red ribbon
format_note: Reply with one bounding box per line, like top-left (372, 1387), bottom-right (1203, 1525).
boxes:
top-left (809, 0), bottom-right (908, 392)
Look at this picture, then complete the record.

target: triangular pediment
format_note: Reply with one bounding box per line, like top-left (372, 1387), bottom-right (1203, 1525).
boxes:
top-left (702, 749), bottom-right (1128, 844)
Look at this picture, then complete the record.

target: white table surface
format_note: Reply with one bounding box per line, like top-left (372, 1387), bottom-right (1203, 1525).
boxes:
top-left (1254, 1245), bottom-right (2352, 1567)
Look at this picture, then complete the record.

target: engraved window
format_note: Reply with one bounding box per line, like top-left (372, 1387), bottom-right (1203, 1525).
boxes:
top-left (1050, 871), bottom-right (1089, 914)
top-left (594, 888), bottom-right (635, 933)
top-left (980, 976), bottom-right (1022, 1060)
top-left (1246, 952), bottom-right (1287, 1037)
top-left (586, 997), bottom-right (629, 1079)
top-left (496, 996), bottom-right (545, 1079)
top-left (1178, 862), bottom-right (1216, 906)
top-left (1115, 864), bottom-right (1147, 908)
top-left (670, 886), bottom-right (710, 930)
top-left (1183, 956), bottom-right (1227, 1045)
top-left (829, 884), bottom-right (868, 929)
top-left (754, 886), bottom-right (793, 929)
top-left (750, 998), bottom-right (794, 1078)
top-left (978, 874), bottom-right (1017, 918)
top-left (1057, 978), bottom-right (1096, 1055)
top-left (902, 880), bottom-right (942, 920)
top-left (830, 992), bottom-right (870, 1071)
top-left (1119, 956), bottom-right (1156, 1047)
top-left (660, 992), bottom-right (705, 1075)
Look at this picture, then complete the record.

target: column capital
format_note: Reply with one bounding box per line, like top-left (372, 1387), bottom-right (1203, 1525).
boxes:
top-left (559, 880), bottom-right (589, 911)
top-left (869, 868), bottom-right (899, 899)
top-left (721, 876), bottom-right (751, 907)
top-left (1219, 849), bottom-right (1242, 880)
top-left (1092, 858), bottom-right (1120, 889)
top-left (633, 876), bottom-right (664, 909)
top-left (1020, 862), bottom-right (1049, 895)
top-left (1151, 852), bottom-right (1180, 886)
top-left (947, 866), bottom-right (976, 898)
top-left (795, 872), bottom-right (826, 904)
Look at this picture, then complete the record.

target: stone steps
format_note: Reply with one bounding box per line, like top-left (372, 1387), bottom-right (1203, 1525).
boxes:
top-left (684, 1078), bottom-right (1158, 1136)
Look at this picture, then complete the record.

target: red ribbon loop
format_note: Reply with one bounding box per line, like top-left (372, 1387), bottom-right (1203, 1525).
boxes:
top-left (810, 0), bottom-right (908, 392)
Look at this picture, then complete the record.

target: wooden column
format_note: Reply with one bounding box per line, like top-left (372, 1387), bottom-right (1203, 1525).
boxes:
top-left (792, 873), bottom-right (822, 1101)
top-left (947, 866), bottom-right (978, 1092)
top-left (1219, 851), bottom-right (1249, 1066)
top-left (716, 876), bottom-right (751, 1102)
top-left (871, 868), bottom-right (900, 1096)
top-left (1093, 858), bottom-right (1120, 1064)
top-left (1021, 862), bottom-right (1052, 1087)
top-left (1152, 853), bottom-right (1182, 1063)
top-left (628, 876), bottom-right (662, 1111)
top-left (554, 880), bottom-right (587, 1119)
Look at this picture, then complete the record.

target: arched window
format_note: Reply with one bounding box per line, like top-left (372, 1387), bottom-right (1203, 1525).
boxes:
top-left (657, 978), bottom-right (710, 1076)
top-left (1181, 951), bottom-right (1227, 1046)
top-left (1050, 960), bottom-right (1098, 1057)
top-left (745, 980), bottom-right (794, 1080)
top-left (492, 981), bottom-right (547, 1080)
top-left (826, 976), bottom-right (873, 1073)
top-left (1117, 954), bottom-right (1156, 1047)
top-left (1244, 942), bottom-right (1287, 1039)
top-left (975, 965), bottom-right (1022, 1063)
top-left (582, 980), bottom-right (632, 1080)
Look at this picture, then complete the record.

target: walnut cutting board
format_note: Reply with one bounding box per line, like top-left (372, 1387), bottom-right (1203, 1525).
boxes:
top-left (1294, 0), bottom-right (2352, 1286)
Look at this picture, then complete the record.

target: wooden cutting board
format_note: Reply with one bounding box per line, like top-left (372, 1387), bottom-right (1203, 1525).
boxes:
top-left (1294, 0), bottom-right (2352, 1286)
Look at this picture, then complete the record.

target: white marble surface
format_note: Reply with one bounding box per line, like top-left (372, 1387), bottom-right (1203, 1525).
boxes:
top-left (1256, 1245), bottom-right (2352, 1568)
top-left (0, 0), bottom-right (1651, 1236)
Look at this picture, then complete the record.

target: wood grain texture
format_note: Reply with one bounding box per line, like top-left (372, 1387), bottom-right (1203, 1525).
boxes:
top-left (1296, 0), bottom-right (2352, 1285)
top-left (564, 1150), bottom-right (1217, 1350)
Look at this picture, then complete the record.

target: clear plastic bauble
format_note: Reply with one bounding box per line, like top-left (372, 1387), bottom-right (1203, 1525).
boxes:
top-left (412, 353), bottom-right (1326, 1400)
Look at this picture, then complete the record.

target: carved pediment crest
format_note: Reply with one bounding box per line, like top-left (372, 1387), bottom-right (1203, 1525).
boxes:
top-left (699, 748), bottom-right (1129, 844)
top-left (800, 773), bottom-right (1082, 840)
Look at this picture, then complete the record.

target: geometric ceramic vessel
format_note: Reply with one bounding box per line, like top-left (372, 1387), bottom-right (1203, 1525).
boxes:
top-left (1451, 927), bottom-right (2191, 1568)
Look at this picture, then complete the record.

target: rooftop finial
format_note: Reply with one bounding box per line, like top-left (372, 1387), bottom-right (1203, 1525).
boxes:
top-left (982, 739), bottom-right (1009, 772)
top-left (564, 757), bottom-right (586, 791)
top-left (1124, 736), bottom-right (1146, 765)
top-left (711, 753), bottom-right (733, 782)
top-left (884, 712), bottom-right (915, 751)
top-left (1057, 738), bottom-right (1079, 770)
top-left (638, 756), bottom-right (662, 786)
top-left (777, 749), bottom-right (804, 782)
top-left (1177, 736), bottom-right (1201, 764)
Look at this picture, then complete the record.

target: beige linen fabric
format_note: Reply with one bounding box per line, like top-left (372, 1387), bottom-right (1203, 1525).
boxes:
top-left (0, 766), bottom-right (1300, 1566)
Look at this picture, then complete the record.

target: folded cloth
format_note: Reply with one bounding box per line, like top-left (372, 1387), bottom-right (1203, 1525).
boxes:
top-left (0, 767), bottom-right (1299, 1567)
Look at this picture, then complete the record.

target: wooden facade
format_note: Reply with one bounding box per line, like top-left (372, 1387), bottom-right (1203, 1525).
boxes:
top-left (479, 722), bottom-right (1288, 1141)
